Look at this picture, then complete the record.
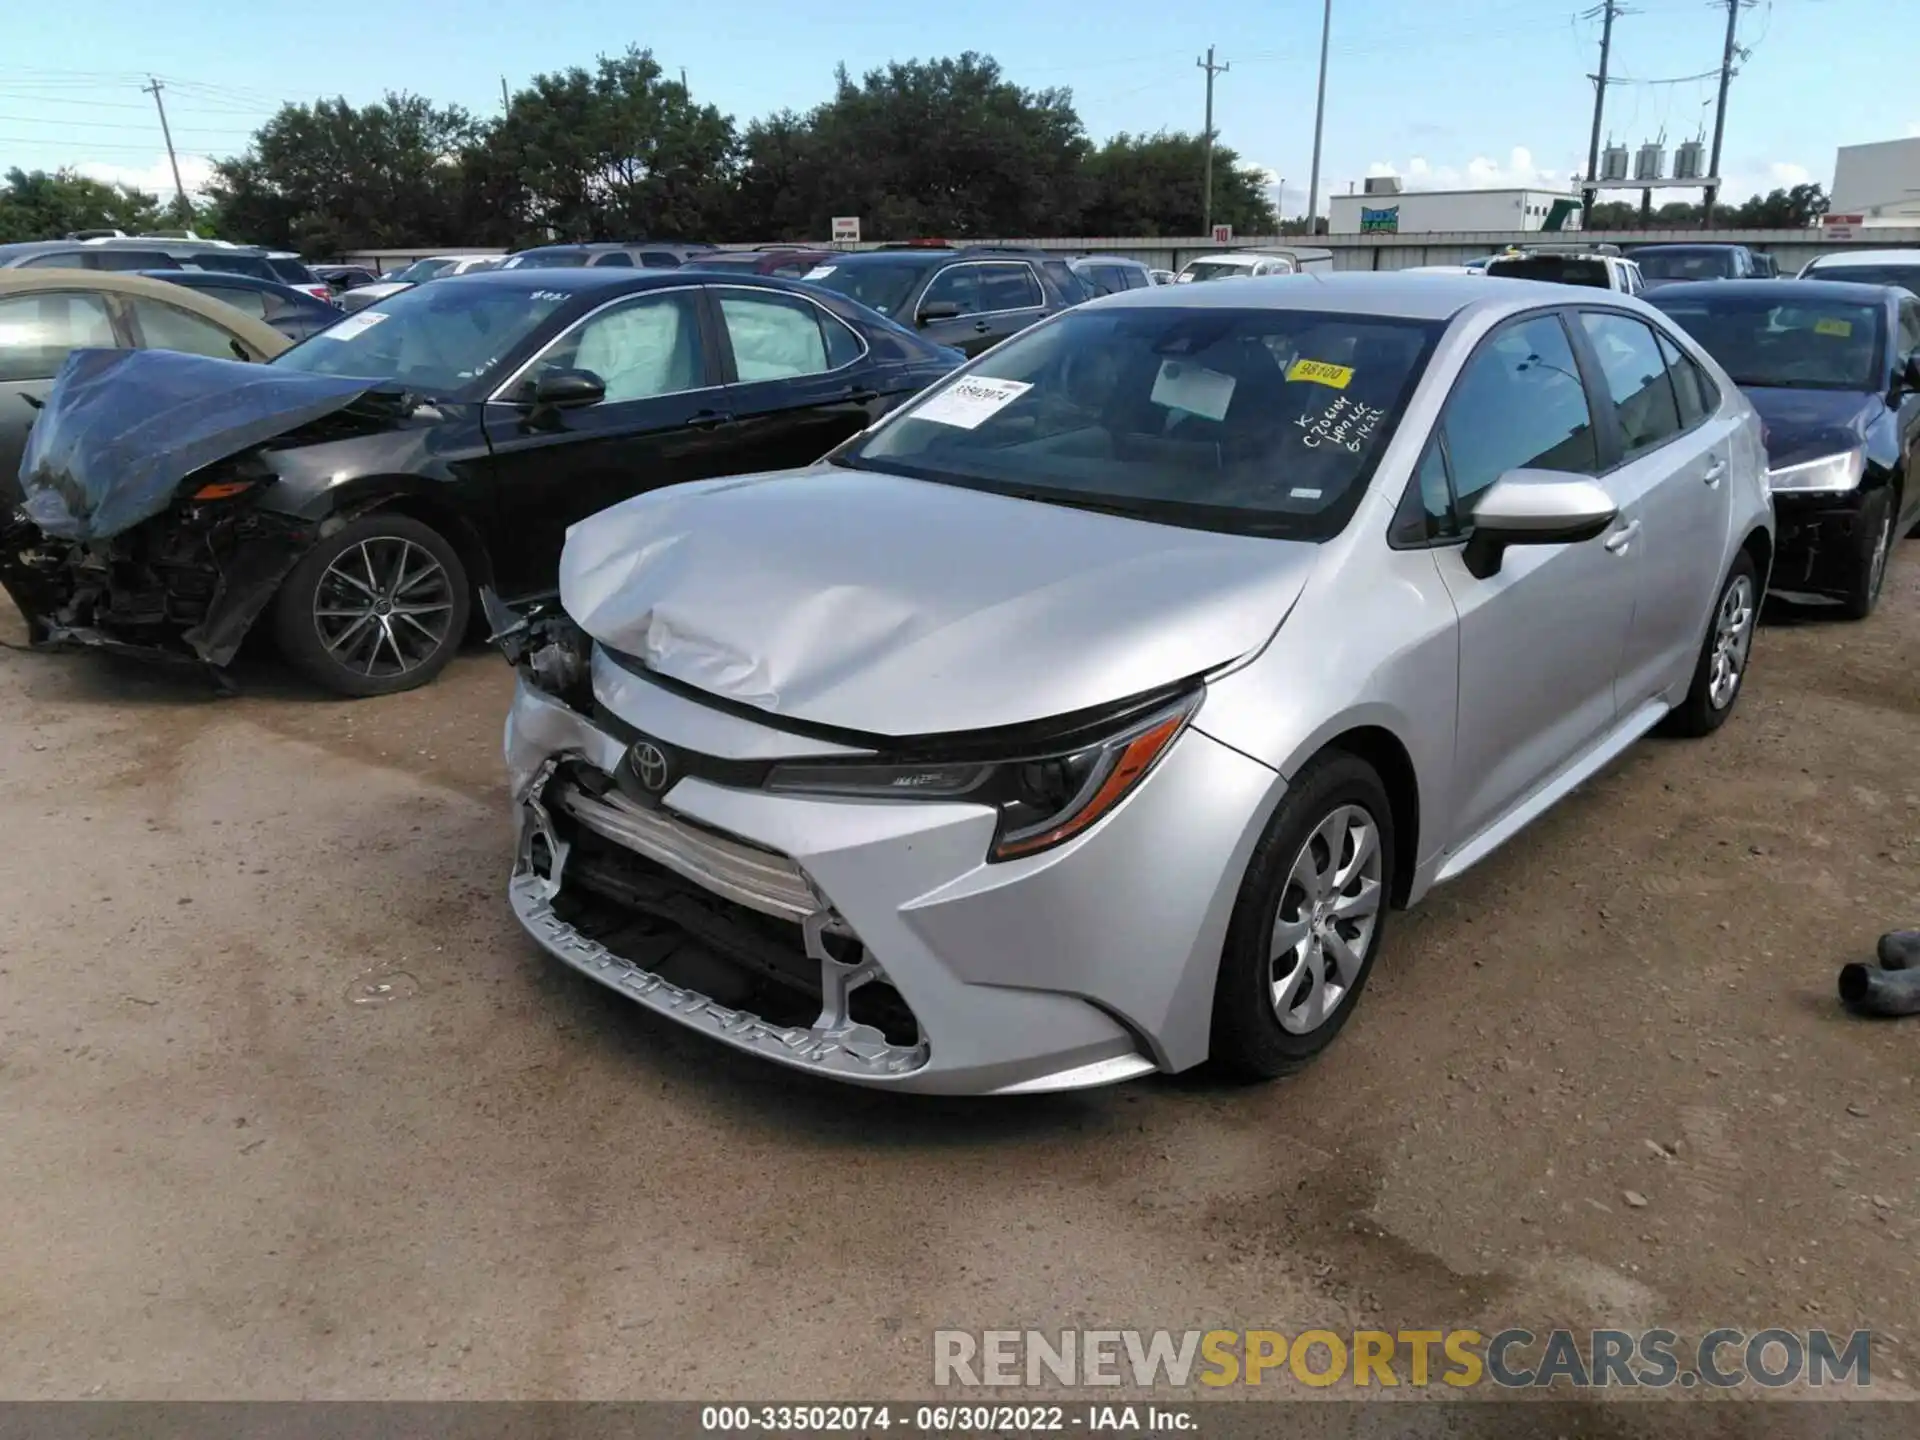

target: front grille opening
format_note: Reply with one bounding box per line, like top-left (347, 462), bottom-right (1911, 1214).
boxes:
top-left (548, 813), bottom-right (919, 1048)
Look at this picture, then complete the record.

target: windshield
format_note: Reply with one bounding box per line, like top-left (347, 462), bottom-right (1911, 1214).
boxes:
top-left (803, 261), bottom-right (929, 317)
top-left (837, 306), bottom-right (1441, 540)
top-left (266, 256), bottom-right (316, 284)
top-left (1804, 263), bottom-right (1920, 297)
top-left (1486, 255), bottom-right (1611, 287)
top-left (271, 281), bottom-right (570, 395)
top-left (383, 258), bottom-right (457, 284)
top-left (503, 248), bottom-right (590, 269)
top-left (1649, 294), bottom-right (1885, 392)
top-left (1180, 261), bottom-right (1255, 283)
top-left (1636, 250), bottom-right (1736, 281)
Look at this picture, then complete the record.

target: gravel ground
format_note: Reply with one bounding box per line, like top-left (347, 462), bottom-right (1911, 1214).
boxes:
top-left (1, 553), bottom-right (1916, 1408)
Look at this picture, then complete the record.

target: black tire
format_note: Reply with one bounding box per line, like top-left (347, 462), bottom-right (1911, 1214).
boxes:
top-left (1662, 548), bottom-right (1760, 738)
top-left (272, 512), bottom-right (470, 697)
top-left (1209, 751), bottom-right (1396, 1082)
top-left (1839, 487), bottom-right (1895, 621)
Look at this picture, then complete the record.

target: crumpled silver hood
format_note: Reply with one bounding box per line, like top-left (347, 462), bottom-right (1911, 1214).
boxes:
top-left (560, 466), bottom-right (1319, 737)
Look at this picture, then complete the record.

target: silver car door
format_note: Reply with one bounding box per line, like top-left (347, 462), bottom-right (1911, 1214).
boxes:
top-left (1428, 310), bottom-right (1640, 851)
top-left (1575, 310), bottom-right (1733, 707)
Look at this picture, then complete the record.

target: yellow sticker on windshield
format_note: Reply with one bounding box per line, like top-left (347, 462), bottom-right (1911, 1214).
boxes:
top-left (1815, 318), bottom-right (1853, 337)
top-left (1287, 358), bottom-right (1354, 389)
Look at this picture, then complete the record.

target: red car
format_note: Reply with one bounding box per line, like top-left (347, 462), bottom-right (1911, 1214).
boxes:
top-left (684, 247), bottom-right (841, 278)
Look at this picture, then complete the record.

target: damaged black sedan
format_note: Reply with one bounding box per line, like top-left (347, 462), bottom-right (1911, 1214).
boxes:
top-left (3, 268), bottom-right (960, 695)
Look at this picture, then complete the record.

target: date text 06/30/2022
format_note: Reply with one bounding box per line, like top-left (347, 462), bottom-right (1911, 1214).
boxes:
top-left (701, 1405), bottom-right (1194, 1432)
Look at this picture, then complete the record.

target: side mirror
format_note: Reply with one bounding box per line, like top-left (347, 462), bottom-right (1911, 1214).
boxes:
top-left (1462, 469), bottom-right (1618, 580)
top-left (1902, 352), bottom-right (1920, 394)
top-left (529, 368), bottom-right (605, 410)
top-left (917, 300), bottom-right (962, 324)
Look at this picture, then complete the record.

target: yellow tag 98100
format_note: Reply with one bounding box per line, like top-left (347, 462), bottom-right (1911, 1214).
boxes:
top-left (1287, 358), bottom-right (1354, 389)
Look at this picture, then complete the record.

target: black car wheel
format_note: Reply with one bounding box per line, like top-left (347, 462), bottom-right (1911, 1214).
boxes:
top-left (1209, 751), bottom-right (1395, 1081)
top-left (273, 513), bottom-right (470, 697)
top-left (1839, 487), bottom-right (1894, 621)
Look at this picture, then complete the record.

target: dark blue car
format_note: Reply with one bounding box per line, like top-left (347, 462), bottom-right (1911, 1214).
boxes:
top-left (1650, 279), bottom-right (1920, 617)
top-left (139, 269), bottom-right (342, 343)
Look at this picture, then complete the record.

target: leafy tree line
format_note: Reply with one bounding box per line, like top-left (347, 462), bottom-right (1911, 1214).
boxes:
top-left (1583, 182), bottom-right (1829, 231)
top-left (167, 48), bottom-right (1276, 255)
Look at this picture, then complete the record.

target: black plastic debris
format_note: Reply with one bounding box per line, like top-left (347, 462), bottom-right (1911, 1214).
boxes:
top-left (1838, 930), bottom-right (1920, 1017)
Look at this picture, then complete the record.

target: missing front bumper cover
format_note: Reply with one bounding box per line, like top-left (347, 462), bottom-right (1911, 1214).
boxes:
top-left (512, 756), bottom-right (930, 1081)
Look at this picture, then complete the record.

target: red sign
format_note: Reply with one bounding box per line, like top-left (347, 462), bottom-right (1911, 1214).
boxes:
top-left (1211, 224), bottom-right (1233, 244)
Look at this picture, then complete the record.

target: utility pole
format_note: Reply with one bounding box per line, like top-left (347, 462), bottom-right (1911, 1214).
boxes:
top-left (1703, 0), bottom-right (1748, 225)
top-left (141, 76), bottom-right (190, 224)
top-left (1196, 46), bottom-right (1229, 235)
top-left (1305, 0), bottom-right (1332, 236)
top-left (500, 75), bottom-right (510, 112)
top-left (1581, 1), bottom-right (1619, 217)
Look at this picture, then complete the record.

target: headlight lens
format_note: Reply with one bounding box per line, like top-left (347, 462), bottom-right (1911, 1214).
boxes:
top-left (764, 691), bottom-right (1201, 861)
top-left (1767, 449), bottom-right (1864, 493)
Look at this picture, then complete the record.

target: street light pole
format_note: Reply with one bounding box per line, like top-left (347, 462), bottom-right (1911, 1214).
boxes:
top-left (1305, 0), bottom-right (1332, 235)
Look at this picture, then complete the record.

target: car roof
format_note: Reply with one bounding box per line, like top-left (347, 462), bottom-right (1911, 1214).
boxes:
top-left (1806, 249), bottom-right (1920, 267)
top-left (1630, 242), bottom-right (1745, 252)
top-left (137, 268), bottom-right (319, 297)
top-left (438, 267), bottom-right (823, 298)
top-left (1647, 277), bottom-right (1900, 305)
top-left (1088, 269), bottom-right (1574, 322)
top-left (1072, 254), bottom-right (1145, 266)
top-left (0, 267), bottom-right (291, 353)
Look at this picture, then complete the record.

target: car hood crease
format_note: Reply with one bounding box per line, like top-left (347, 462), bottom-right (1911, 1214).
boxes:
top-left (16, 349), bottom-right (380, 542)
top-left (561, 466), bottom-right (1320, 737)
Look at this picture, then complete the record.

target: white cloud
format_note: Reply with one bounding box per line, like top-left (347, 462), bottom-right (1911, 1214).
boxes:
top-left (1767, 162), bottom-right (1812, 187)
top-left (74, 154), bottom-right (215, 204)
top-left (1356, 147), bottom-right (1572, 195)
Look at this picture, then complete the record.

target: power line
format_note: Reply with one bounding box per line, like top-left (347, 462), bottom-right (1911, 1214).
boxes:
top-left (0, 111), bottom-right (255, 135)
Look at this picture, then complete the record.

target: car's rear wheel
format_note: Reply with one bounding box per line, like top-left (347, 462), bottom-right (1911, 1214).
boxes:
top-left (1662, 549), bottom-right (1759, 738)
top-left (1839, 488), bottom-right (1895, 621)
top-left (1209, 752), bottom-right (1394, 1081)
top-left (273, 513), bottom-right (470, 697)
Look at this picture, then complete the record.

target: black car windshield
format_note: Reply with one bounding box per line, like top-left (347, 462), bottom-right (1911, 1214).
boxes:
top-left (271, 281), bottom-right (571, 395)
top-left (504, 248), bottom-right (590, 269)
top-left (837, 306), bottom-right (1441, 540)
top-left (1636, 250), bottom-right (1737, 281)
top-left (802, 260), bottom-right (928, 317)
top-left (1486, 255), bottom-right (1611, 287)
top-left (1805, 263), bottom-right (1920, 297)
top-left (1650, 294), bottom-right (1885, 391)
top-left (384, 258), bottom-right (457, 284)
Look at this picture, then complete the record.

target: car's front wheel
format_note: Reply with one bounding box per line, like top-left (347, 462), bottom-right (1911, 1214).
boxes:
top-left (1209, 752), bottom-right (1395, 1081)
top-left (272, 512), bottom-right (470, 697)
top-left (1839, 487), bottom-right (1895, 621)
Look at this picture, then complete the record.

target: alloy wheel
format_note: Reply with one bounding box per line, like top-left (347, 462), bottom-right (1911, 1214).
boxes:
top-left (1707, 573), bottom-right (1756, 711)
top-left (1269, 803), bottom-right (1384, 1035)
top-left (313, 536), bottom-right (456, 679)
top-left (1868, 509), bottom-right (1894, 604)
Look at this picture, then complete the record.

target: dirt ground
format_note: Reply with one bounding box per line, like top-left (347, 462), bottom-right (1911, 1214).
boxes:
top-left (1, 552), bottom-right (1917, 1410)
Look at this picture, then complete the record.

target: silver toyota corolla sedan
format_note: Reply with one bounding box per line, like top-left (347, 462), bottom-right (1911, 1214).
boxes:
top-left (499, 273), bottom-right (1773, 1095)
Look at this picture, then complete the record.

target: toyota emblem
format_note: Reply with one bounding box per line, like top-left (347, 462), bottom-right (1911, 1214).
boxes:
top-left (630, 742), bottom-right (671, 793)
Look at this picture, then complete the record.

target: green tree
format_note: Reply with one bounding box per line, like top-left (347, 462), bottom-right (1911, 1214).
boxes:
top-left (788, 54), bottom-right (1090, 240)
top-left (481, 48), bottom-right (737, 243)
top-left (0, 167), bottom-right (167, 243)
top-left (1729, 182), bottom-right (1828, 228)
top-left (204, 93), bottom-right (480, 255)
top-left (1081, 131), bottom-right (1276, 236)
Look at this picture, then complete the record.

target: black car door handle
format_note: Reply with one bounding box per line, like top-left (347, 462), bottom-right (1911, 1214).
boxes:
top-left (972, 320), bottom-right (993, 333)
top-left (843, 389), bottom-right (880, 405)
top-left (688, 409), bottom-right (733, 430)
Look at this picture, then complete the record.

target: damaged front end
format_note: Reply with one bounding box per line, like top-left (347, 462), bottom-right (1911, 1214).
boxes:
top-left (1, 464), bottom-right (313, 670)
top-left (488, 589), bottom-right (931, 1084)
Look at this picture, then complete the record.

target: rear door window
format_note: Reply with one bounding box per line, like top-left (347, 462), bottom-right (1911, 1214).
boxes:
top-left (979, 263), bottom-right (1043, 312)
top-left (717, 290), bottom-right (848, 381)
top-left (202, 285), bottom-right (270, 320)
top-left (125, 297), bottom-right (248, 359)
top-left (0, 290), bottom-right (118, 381)
top-left (593, 251), bottom-right (635, 267)
top-left (1579, 311), bottom-right (1683, 455)
top-left (1656, 332), bottom-right (1710, 429)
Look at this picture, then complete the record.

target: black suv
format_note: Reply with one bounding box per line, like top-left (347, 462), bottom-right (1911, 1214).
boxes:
top-left (801, 244), bottom-right (1088, 356)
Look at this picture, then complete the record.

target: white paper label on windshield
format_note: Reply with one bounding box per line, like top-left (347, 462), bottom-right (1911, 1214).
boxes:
top-left (911, 376), bottom-right (1033, 430)
top-left (317, 310), bottom-right (390, 342)
top-left (803, 265), bottom-right (836, 280)
top-left (1150, 360), bottom-right (1236, 421)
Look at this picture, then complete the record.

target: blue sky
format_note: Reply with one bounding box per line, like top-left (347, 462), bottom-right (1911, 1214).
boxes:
top-left (3, 0), bottom-right (1911, 221)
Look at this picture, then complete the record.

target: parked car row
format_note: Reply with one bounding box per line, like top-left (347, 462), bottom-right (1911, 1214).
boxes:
top-left (6, 242), bottom-right (1917, 1097)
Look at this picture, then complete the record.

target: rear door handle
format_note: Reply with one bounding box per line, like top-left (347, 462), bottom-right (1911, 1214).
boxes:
top-left (1703, 458), bottom-right (1728, 487)
top-left (972, 320), bottom-right (993, 333)
top-left (688, 409), bottom-right (733, 431)
top-left (1603, 519), bottom-right (1642, 554)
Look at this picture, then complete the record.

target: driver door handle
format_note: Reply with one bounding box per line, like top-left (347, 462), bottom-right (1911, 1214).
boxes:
top-left (688, 409), bottom-right (734, 431)
top-left (1703, 457), bottom-right (1728, 487)
top-left (1604, 519), bottom-right (1642, 555)
top-left (972, 320), bottom-right (993, 333)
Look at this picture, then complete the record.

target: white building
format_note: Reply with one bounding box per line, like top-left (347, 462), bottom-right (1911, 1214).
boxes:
top-left (1829, 137), bottom-right (1920, 221)
top-left (1329, 179), bottom-right (1582, 235)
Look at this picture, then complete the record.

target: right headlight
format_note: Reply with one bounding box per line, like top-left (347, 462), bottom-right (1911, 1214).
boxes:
top-left (1767, 449), bottom-right (1864, 494)
top-left (765, 691), bottom-right (1201, 862)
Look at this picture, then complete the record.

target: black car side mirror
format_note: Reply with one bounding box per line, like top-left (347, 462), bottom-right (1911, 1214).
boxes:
top-left (918, 300), bottom-right (962, 324)
top-left (530, 369), bottom-right (605, 409)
